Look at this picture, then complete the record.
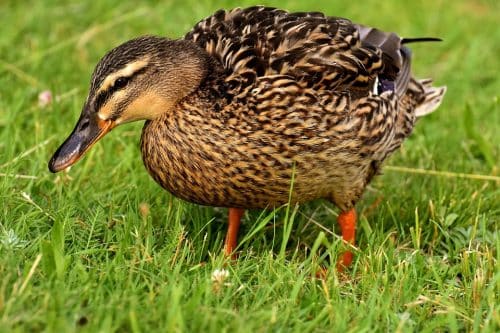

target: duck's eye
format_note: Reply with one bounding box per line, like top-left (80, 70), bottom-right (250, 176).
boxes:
top-left (114, 77), bottom-right (129, 90)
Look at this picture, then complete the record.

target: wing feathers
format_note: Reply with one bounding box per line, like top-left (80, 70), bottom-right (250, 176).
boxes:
top-left (185, 6), bottom-right (445, 119)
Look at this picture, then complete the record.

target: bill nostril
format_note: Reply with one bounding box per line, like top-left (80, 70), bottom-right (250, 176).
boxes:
top-left (80, 120), bottom-right (90, 131)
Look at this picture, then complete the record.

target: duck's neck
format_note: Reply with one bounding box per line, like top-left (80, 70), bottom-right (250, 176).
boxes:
top-left (159, 39), bottom-right (227, 111)
top-left (161, 39), bottom-right (216, 101)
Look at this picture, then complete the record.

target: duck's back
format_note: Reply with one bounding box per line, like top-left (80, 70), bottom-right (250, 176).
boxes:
top-left (185, 6), bottom-right (386, 95)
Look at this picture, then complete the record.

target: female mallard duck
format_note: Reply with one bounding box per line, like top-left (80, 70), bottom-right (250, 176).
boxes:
top-left (49, 6), bottom-right (446, 267)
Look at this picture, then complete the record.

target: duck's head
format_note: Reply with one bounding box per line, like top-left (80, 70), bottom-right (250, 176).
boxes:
top-left (48, 36), bottom-right (209, 173)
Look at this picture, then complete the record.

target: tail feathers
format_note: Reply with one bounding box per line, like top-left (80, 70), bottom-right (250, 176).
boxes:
top-left (402, 37), bottom-right (442, 44)
top-left (415, 79), bottom-right (447, 117)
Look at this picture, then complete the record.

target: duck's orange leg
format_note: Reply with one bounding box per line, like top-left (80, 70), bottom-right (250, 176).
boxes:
top-left (336, 209), bottom-right (357, 270)
top-left (224, 208), bottom-right (245, 258)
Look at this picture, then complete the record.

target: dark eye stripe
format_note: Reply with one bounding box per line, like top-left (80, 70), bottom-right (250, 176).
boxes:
top-left (94, 90), bottom-right (111, 112)
top-left (93, 66), bottom-right (147, 111)
top-left (96, 86), bottom-right (119, 111)
top-left (93, 77), bottom-right (130, 111)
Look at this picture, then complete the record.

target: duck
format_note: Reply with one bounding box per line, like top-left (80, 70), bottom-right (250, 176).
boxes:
top-left (48, 6), bottom-right (446, 268)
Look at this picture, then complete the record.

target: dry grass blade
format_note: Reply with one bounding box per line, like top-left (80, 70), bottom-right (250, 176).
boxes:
top-left (385, 165), bottom-right (499, 182)
top-left (17, 254), bottom-right (42, 295)
top-left (76, 7), bottom-right (149, 48)
top-left (55, 88), bottom-right (80, 102)
top-left (0, 59), bottom-right (41, 87)
top-left (0, 173), bottom-right (37, 180)
top-left (0, 137), bottom-right (54, 168)
top-left (20, 191), bottom-right (55, 221)
top-left (1, 7), bottom-right (149, 72)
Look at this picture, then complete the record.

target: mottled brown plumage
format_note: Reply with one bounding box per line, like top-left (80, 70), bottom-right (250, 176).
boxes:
top-left (140, 6), bottom-right (446, 211)
top-left (49, 6), bottom-right (446, 263)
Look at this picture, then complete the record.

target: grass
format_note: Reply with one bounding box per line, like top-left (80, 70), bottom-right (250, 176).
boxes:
top-left (0, 0), bottom-right (498, 331)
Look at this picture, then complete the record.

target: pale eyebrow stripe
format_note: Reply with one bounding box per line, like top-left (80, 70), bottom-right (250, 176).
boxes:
top-left (96, 57), bottom-right (150, 95)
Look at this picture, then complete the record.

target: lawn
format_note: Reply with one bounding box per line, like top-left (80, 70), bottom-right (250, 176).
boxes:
top-left (0, 0), bottom-right (498, 332)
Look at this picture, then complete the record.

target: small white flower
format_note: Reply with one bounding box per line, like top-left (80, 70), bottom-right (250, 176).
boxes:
top-left (211, 268), bottom-right (232, 293)
top-left (211, 268), bottom-right (230, 283)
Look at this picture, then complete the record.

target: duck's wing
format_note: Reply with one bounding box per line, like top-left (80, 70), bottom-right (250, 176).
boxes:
top-left (185, 6), bottom-right (389, 97)
top-left (185, 6), bottom-right (445, 161)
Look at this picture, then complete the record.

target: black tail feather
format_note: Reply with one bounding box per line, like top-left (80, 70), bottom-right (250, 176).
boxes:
top-left (402, 37), bottom-right (442, 44)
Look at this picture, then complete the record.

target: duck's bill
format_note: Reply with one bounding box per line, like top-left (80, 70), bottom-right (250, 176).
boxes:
top-left (48, 113), bottom-right (115, 173)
